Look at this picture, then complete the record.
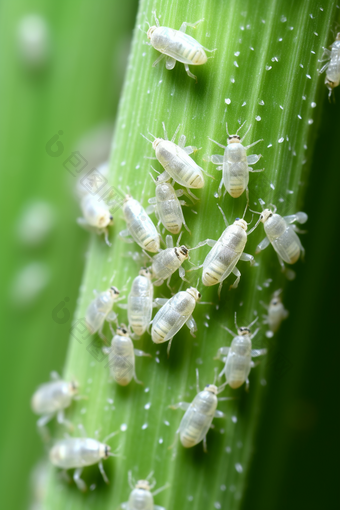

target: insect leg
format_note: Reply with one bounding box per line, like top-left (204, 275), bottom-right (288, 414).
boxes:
top-left (230, 266), bottom-right (241, 289)
top-left (283, 212), bottom-right (308, 225)
top-left (204, 153), bottom-right (224, 165)
top-left (166, 56), bottom-right (176, 70)
top-left (154, 297), bottom-right (169, 307)
top-left (183, 145), bottom-right (199, 155)
top-left (98, 460), bottom-right (109, 484)
top-left (185, 315), bottom-right (197, 337)
top-left (215, 346), bottom-right (230, 359)
top-left (184, 63), bottom-right (197, 82)
top-left (179, 19), bottom-right (204, 33)
top-left (119, 229), bottom-right (134, 243)
top-left (134, 348), bottom-right (152, 358)
top-left (244, 138), bottom-right (263, 150)
top-left (152, 53), bottom-right (166, 67)
top-left (245, 378), bottom-right (250, 392)
top-left (186, 188), bottom-right (199, 200)
top-left (73, 468), bottom-right (87, 492)
top-left (318, 61), bottom-right (330, 74)
top-left (255, 236), bottom-right (270, 254)
top-left (203, 435), bottom-right (208, 453)
top-left (218, 176), bottom-right (224, 197)
top-left (239, 251), bottom-right (255, 266)
top-left (251, 348), bottom-right (267, 357)
top-left (247, 153), bottom-right (262, 165)
top-left (36, 414), bottom-right (53, 436)
top-left (57, 410), bottom-right (74, 431)
top-left (156, 170), bottom-right (171, 183)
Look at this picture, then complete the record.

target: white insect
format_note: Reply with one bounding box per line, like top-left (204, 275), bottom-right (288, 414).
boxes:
top-left (85, 285), bottom-right (121, 339)
top-left (103, 325), bottom-right (151, 386)
top-left (261, 289), bottom-right (289, 338)
top-left (146, 11), bottom-right (215, 81)
top-left (319, 32), bottom-right (340, 99)
top-left (150, 235), bottom-right (190, 288)
top-left (147, 176), bottom-right (190, 234)
top-left (215, 314), bottom-right (267, 390)
top-left (205, 121), bottom-right (263, 198)
top-left (194, 205), bottom-right (257, 295)
top-left (121, 470), bottom-right (169, 510)
top-left (49, 427), bottom-right (119, 492)
top-left (142, 123), bottom-right (209, 200)
top-left (169, 369), bottom-right (228, 452)
top-left (127, 268), bottom-right (154, 336)
top-left (31, 371), bottom-right (79, 432)
top-left (77, 194), bottom-right (114, 246)
top-left (120, 195), bottom-right (160, 253)
top-left (151, 287), bottom-right (201, 355)
top-left (252, 201), bottom-right (308, 276)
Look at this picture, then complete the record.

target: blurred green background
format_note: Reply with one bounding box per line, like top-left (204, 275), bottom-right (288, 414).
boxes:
top-left (0, 1), bottom-right (339, 509)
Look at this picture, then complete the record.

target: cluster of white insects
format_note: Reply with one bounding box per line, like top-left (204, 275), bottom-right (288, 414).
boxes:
top-left (31, 10), bottom-right (335, 506)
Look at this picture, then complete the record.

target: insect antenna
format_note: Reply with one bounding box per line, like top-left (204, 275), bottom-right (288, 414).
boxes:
top-left (240, 122), bottom-right (252, 143)
top-left (236, 119), bottom-right (247, 135)
top-left (140, 132), bottom-right (153, 144)
top-left (267, 203), bottom-right (277, 213)
top-left (128, 470), bottom-right (136, 490)
top-left (152, 482), bottom-right (171, 496)
top-left (103, 429), bottom-right (120, 444)
top-left (234, 312), bottom-right (239, 331)
top-left (247, 214), bottom-right (262, 235)
top-left (247, 315), bottom-right (259, 329)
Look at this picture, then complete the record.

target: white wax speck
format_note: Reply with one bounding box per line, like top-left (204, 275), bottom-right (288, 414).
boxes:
top-left (120, 423), bottom-right (128, 431)
top-left (235, 463), bottom-right (243, 473)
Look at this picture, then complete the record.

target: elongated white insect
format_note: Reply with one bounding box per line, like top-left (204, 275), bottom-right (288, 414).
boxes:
top-left (120, 195), bottom-right (160, 253)
top-left (31, 371), bottom-right (78, 432)
top-left (319, 32), bottom-right (340, 98)
top-left (170, 369), bottom-right (228, 452)
top-left (151, 287), bottom-right (201, 355)
top-left (49, 428), bottom-right (118, 491)
top-left (142, 123), bottom-right (209, 200)
top-left (252, 201), bottom-right (308, 275)
top-left (121, 471), bottom-right (169, 510)
top-left (127, 268), bottom-right (154, 336)
top-left (205, 121), bottom-right (263, 198)
top-left (215, 314), bottom-right (267, 390)
top-left (77, 194), bottom-right (113, 246)
top-left (147, 177), bottom-right (190, 234)
top-left (146, 11), bottom-right (215, 81)
top-left (85, 285), bottom-right (121, 339)
top-left (261, 289), bottom-right (289, 338)
top-left (103, 325), bottom-right (151, 386)
top-left (194, 205), bottom-right (257, 295)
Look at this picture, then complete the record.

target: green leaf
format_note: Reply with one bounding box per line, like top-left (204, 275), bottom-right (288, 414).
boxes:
top-left (43, 1), bottom-right (338, 509)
